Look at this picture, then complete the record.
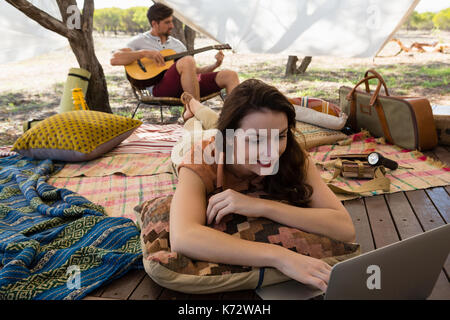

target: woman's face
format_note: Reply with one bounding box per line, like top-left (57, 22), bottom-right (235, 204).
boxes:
top-left (228, 109), bottom-right (288, 177)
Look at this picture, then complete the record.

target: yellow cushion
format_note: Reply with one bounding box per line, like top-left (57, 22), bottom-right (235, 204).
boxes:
top-left (13, 111), bottom-right (142, 162)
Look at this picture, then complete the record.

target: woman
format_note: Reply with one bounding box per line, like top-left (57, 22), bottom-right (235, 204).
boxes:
top-left (170, 79), bottom-right (356, 292)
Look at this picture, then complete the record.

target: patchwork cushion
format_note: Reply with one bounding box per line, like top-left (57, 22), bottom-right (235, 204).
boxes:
top-left (135, 195), bottom-right (360, 294)
top-left (295, 121), bottom-right (347, 150)
top-left (13, 110), bottom-right (142, 161)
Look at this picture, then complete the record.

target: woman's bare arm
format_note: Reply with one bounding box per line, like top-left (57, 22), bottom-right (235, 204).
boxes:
top-left (170, 167), bottom-right (281, 266)
top-left (169, 167), bottom-right (332, 291)
top-left (254, 157), bottom-right (356, 242)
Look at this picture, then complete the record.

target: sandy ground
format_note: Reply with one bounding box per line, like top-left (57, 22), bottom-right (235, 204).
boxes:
top-left (0, 29), bottom-right (449, 145)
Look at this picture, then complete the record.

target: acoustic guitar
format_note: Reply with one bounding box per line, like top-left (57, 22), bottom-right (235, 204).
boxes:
top-left (125, 44), bottom-right (232, 89)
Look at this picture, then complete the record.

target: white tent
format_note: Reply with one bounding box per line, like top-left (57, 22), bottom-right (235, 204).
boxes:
top-left (159, 0), bottom-right (419, 57)
top-left (0, 0), bottom-right (420, 64)
top-left (0, 0), bottom-right (67, 64)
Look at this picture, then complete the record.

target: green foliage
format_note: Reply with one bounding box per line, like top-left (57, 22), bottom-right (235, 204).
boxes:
top-left (403, 8), bottom-right (450, 30)
top-left (93, 7), bottom-right (149, 34)
top-left (433, 8), bottom-right (450, 30)
top-left (132, 7), bottom-right (149, 31)
top-left (94, 7), bottom-right (121, 34)
top-left (404, 11), bottom-right (435, 30)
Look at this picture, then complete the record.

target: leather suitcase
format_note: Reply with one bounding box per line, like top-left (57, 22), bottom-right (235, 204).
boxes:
top-left (339, 69), bottom-right (438, 151)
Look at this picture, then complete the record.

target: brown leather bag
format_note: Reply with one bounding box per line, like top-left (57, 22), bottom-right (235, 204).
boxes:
top-left (339, 69), bottom-right (438, 151)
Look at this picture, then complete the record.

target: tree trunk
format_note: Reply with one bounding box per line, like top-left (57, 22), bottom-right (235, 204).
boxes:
top-left (297, 56), bottom-right (312, 74)
top-left (69, 33), bottom-right (111, 113)
top-left (285, 56), bottom-right (298, 76)
top-left (5, 0), bottom-right (112, 113)
top-left (172, 17), bottom-right (186, 45)
top-left (285, 55), bottom-right (312, 76)
top-left (184, 25), bottom-right (196, 51)
top-left (172, 17), bottom-right (196, 51)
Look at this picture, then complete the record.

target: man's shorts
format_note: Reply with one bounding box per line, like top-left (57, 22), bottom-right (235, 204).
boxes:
top-left (152, 61), bottom-right (221, 98)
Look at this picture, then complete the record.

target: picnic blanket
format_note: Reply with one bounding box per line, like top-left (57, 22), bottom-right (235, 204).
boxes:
top-left (48, 173), bottom-right (177, 222)
top-left (105, 123), bottom-right (184, 155)
top-left (50, 129), bottom-right (450, 220)
top-left (51, 153), bottom-right (175, 178)
top-left (0, 155), bottom-right (143, 300)
top-left (310, 131), bottom-right (450, 201)
top-left (48, 153), bottom-right (178, 222)
top-left (0, 145), bottom-right (16, 157)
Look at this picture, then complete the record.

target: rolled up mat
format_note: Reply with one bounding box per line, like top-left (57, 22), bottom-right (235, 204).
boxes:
top-left (294, 105), bottom-right (348, 130)
top-left (59, 68), bottom-right (91, 113)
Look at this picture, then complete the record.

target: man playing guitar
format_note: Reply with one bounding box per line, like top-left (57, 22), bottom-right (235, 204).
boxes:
top-left (110, 3), bottom-right (240, 103)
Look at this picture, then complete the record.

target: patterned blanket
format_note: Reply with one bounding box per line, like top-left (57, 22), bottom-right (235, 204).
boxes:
top-left (49, 173), bottom-right (177, 222)
top-left (49, 131), bottom-right (450, 220)
top-left (0, 155), bottom-right (143, 300)
top-left (105, 123), bottom-right (184, 155)
top-left (51, 153), bottom-right (175, 178)
top-left (310, 131), bottom-right (450, 200)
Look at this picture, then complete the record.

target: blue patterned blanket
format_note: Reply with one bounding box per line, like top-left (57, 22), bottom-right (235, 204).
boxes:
top-left (0, 155), bottom-right (143, 300)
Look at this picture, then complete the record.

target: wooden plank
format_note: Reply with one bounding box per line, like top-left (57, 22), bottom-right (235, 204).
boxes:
top-left (384, 192), bottom-right (423, 240)
top-left (433, 146), bottom-right (450, 166)
top-left (82, 296), bottom-right (121, 300)
top-left (426, 187), bottom-right (450, 223)
top-left (100, 269), bottom-right (147, 300)
top-left (405, 190), bottom-right (446, 231)
top-left (405, 189), bottom-right (450, 284)
top-left (364, 195), bottom-right (399, 249)
top-left (382, 190), bottom-right (449, 299)
top-left (344, 198), bottom-right (374, 253)
top-left (158, 288), bottom-right (190, 300)
top-left (86, 286), bottom-right (105, 298)
top-left (128, 275), bottom-right (164, 300)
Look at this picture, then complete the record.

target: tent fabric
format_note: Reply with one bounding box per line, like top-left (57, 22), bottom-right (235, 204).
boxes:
top-left (0, 0), bottom-right (67, 64)
top-left (159, 0), bottom-right (419, 57)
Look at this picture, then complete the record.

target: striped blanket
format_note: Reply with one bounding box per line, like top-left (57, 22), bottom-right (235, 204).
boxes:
top-left (48, 153), bottom-right (178, 221)
top-left (310, 131), bottom-right (450, 200)
top-left (0, 155), bottom-right (142, 300)
top-left (49, 131), bottom-right (450, 221)
top-left (105, 123), bottom-right (184, 155)
top-left (51, 153), bottom-right (175, 178)
top-left (49, 173), bottom-right (177, 222)
top-left (0, 145), bottom-right (15, 157)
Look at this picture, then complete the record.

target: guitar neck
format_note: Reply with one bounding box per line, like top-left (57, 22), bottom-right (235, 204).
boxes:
top-left (164, 46), bottom-right (217, 61)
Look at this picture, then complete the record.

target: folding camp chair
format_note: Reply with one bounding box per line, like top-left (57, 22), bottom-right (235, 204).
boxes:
top-left (129, 83), bottom-right (222, 123)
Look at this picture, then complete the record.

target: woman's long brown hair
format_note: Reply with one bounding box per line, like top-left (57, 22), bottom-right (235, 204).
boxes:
top-left (216, 79), bottom-right (313, 207)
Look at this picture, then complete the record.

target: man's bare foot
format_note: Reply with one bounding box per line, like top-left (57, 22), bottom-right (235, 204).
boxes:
top-left (180, 92), bottom-right (194, 121)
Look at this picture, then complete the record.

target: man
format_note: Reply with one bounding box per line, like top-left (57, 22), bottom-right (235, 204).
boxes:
top-left (110, 3), bottom-right (239, 102)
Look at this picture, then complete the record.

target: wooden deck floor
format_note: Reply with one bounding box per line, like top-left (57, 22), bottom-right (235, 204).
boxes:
top-left (85, 146), bottom-right (450, 301)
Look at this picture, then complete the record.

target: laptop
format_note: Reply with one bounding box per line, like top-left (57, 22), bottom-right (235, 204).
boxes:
top-left (256, 223), bottom-right (450, 300)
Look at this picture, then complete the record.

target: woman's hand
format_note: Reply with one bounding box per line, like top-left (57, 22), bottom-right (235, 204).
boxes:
top-left (206, 189), bottom-right (262, 225)
top-left (276, 249), bottom-right (332, 292)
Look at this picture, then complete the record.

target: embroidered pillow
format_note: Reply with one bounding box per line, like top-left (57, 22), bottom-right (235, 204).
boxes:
top-left (135, 195), bottom-right (360, 294)
top-left (13, 110), bottom-right (142, 162)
